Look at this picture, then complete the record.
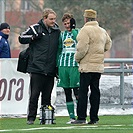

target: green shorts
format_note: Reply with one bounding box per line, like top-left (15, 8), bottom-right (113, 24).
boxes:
top-left (57, 66), bottom-right (80, 88)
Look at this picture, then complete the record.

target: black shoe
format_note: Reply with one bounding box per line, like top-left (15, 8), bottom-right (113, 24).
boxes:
top-left (88, 121), bottom-right (98, 125)
top-left (71, 119), bottom-right (87, 124)
top-left (27, 120), bottom-right (34, 125)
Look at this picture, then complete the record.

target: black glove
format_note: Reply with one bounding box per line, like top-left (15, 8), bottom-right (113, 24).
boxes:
top-left (70, 18), bottom-right (76, 30)
top-left (32, 33), bottom-right (43, 40)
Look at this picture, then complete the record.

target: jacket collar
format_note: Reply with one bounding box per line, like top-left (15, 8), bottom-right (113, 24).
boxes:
top-left (84, 21), bottom-right (99, 26)
top-left (0, 31), bottom-right (9, 39)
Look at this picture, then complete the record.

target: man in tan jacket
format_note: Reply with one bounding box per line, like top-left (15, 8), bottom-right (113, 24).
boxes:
top-left (72, 9), bottom-right (112, 124)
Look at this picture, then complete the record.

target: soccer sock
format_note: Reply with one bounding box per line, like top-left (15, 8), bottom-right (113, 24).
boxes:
top-left (66, 101), bottom-right (75, 119)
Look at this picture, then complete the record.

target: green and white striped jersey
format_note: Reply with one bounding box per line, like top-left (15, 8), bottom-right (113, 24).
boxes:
top-left (58, 29), bottom-right (79, 67)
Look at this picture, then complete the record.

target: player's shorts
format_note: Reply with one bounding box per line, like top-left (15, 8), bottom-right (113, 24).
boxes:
top-left (57, 66), bottom-right (80, 88)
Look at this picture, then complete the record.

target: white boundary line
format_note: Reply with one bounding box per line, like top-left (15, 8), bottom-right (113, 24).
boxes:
top-left (0, 124), bottom-right (133, 132)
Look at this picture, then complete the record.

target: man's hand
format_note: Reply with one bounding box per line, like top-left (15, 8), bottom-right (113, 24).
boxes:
top-left (32, 33), bottom-right (43, 40)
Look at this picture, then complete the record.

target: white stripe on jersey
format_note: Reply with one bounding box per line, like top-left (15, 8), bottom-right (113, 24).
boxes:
top-left (30, 25), bottom-right (38, 35)
top-left (20, 35), bottom-right (33, 38)
top-left (59, 54), bottom-right (63, 66)
top-left (22, 27), bottom-right (30, 34)
top-left (64, 54), bottom-right (67, 66)
top-left (68, 53), bottom-right (71, 66)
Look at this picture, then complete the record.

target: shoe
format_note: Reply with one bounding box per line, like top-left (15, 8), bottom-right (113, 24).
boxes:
top-left (71, 119), bottom-right (87, 124)
top-left (27, 120), bottom-right (34, 125)
top-left (66, 118), bottom-right (75, 124)
top-left (88, 121), bottom-right (98, 124)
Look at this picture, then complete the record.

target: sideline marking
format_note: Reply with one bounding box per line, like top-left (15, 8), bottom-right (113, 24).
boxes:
top-left (0, 124), bottom-right (133, 132)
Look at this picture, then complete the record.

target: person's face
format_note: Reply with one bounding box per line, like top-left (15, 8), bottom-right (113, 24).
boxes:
top-left (63, 18), bottom-right (71, 31)
top-left (1, 28), bottom-right (10, 35)
top-left (43, 13), bottom-right (56, 27)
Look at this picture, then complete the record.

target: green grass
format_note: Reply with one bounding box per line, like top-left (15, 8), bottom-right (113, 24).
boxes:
top-left (0, 115), bottom-right (133, 133)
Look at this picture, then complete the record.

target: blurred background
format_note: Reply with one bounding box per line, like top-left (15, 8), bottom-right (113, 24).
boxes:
top-left (0, 0), bottom-right (132, 58)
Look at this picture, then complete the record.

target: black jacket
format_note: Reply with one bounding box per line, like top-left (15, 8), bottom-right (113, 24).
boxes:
top-left (18, 19), bottom-right (60, 76)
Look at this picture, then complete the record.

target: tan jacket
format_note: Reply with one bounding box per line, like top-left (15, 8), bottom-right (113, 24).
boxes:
top-left (75, 21), bottom-right (112, 73)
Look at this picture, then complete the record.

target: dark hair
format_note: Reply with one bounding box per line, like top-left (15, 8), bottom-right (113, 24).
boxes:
top-left (62, 13), bottom-right (73, 22)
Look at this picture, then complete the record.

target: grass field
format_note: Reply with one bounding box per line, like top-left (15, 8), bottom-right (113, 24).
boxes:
top-left (0, 115), bottom-right (133, 133)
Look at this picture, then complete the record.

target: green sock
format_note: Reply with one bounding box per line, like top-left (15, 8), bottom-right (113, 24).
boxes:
top-left (66, 101), bottom-right (75, 119)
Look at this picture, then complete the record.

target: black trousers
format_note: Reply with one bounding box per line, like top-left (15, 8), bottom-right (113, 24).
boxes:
top-left (63, 87), bottom-right (79, 102)
top-left (77, 72), bottom-right (101, 122)
top-left (27, 73), bottom-right (54, 121)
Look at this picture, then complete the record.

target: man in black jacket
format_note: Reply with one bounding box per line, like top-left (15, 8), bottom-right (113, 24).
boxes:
top-left (19, 8), bottom-right (60, 125)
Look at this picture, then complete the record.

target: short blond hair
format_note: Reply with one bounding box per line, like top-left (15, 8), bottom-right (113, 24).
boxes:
top-left (42, 8), bottom-right (56, 19)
